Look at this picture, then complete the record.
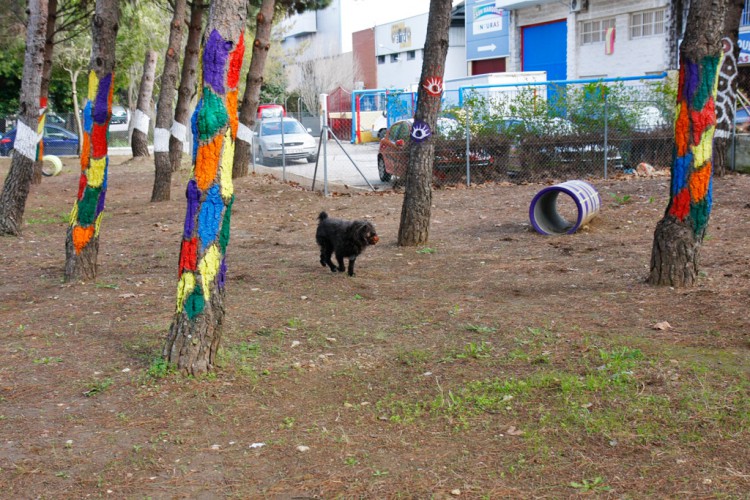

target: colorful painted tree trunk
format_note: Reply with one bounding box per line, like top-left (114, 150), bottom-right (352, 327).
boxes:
top-left (64, 0), bottom-right (119, 281)
top-left (648, 0), bottom-right (728, 287)
top-left (163, 0), bottom-right (246, 375)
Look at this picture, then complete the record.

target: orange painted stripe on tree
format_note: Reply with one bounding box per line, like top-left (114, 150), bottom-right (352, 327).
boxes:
top-left (195, 133), bottom-right (223, 190)
top-left (675, 101), bottom-right (690, 157)
top-left (226, 90), bottom-right (239, 139)
top-left (72, 225), bottom-right (96, 254)
top-left (689, 161), bottom-right (712, 203)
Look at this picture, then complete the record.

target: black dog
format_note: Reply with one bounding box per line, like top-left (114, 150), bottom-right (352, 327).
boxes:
top-left (316, 211), bottom-right (379, 276)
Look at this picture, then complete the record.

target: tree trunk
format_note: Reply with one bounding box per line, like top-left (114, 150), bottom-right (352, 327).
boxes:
top-left (233, 0), bottom-right (275, 179)
top-left (67, 68), bottom-right (83, 154)
top-left (0, 0), bottom-right (48, 236)
top-left (32, 0), bottom-right (58, 185)
top-left (648, 0), bottom-right (729, 287)
top-left (712, 0), bottom-right (744, 176)
top-left (163, 0), bottom-right (247, 375)
top-left (64, 0), bottom-right (119, 281)
top-left (131, 50), bottom-right (158, 157)
top-left (151, 0), bottom-right (187, 202)
top-left (397, 0), bottom-right (452, 246)
top-left (169, 0), bottom-right (205, 173)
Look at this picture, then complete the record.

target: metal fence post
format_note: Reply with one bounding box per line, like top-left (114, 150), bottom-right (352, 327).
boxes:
top-left (603, 87), bottom-right (609, 180)
top-left (465, 102), bottom-right (471, 186)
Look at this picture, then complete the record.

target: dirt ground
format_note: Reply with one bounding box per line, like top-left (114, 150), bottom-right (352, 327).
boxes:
top-left (0, 155), bottom-right (748, 498)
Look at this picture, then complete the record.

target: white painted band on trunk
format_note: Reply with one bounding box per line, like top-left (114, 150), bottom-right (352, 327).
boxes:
top-left (171, 121), bottom-right (187, 143)
top-left (715, 129), bottom-right (731, 139)
top-left (154, 128), bottom-right (170, 152)
top-left (14, 121), bottom-right (42, 160)
top-left (133, 109), bottom-right (150, 134)
top-left (236, 123), bottom-right (254, 144)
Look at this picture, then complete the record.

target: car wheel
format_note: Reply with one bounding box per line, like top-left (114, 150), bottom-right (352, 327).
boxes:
top-left (377, 129), bottom-right (386, 139)
top-left (307, 154), bottom-right (317, 163)
top-left (377, 156), bottom-right (391, 182)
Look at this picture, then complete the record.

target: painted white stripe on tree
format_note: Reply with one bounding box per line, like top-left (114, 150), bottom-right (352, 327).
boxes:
top-left (236, 123), bottom-right (254, 145)
top-left (14, 121), bottom-right (42, 160)
top-left (171, 121), bottom-right (187, 143)
top-left (154, 127), bottom-right (170, 152)
top-left (132, 109), bottom-right (150, 134)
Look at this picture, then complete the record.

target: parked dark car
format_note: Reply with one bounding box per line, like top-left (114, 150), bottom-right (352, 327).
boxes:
top-left (0, 124), bottom-right (79, 157)
top-left (377, 118), bottom-right (493, 183)
top-left (497, 117), bottom-right (624, 178)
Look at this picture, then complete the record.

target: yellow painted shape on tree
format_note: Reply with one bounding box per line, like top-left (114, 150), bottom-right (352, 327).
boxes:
top-left (691, 125), bottom-right (715, 167)
top-left (94, 212), bottom-right (104, 237)
top-left (87, 158), bottom-right (107, 188)
top-left (69, 203), bottom-right (78, 226)
top-left (220, 128), bottom-right (234, 200)
top-left (88, 71), bottom-right (99, 102)
top-left (198, 245), bottom-right (221, 300)
top-left (176, 271), bottom-right (196, 312)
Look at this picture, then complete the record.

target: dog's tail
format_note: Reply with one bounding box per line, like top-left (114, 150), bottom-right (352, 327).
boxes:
top-left (318, 211), bottom-right (328, 221)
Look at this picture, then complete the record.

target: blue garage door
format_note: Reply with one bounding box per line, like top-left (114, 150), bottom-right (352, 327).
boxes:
top-left (522, 20), bottom-right (567, 79)
top-left (523, 20), bottom-right (567, 113)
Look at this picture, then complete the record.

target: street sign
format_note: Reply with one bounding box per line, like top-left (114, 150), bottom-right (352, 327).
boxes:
top-left (466, 0), bottom-right (509, 61)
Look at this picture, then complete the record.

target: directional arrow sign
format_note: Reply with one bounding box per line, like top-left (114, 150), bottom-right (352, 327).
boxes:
top-left (477, 43), bottom-right (497, 52)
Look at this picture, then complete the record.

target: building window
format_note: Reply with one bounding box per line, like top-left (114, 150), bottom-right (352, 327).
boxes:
top-left (406, 50), bottom-right (416, 60)
top-left (630, 9), bottom-right (665, 39)
top-left (580, 18), bottom-right (615, 45)
top-left (390, 53), bottom-right (399, 63)
top-left (377, 55), bottom-right (385, 65)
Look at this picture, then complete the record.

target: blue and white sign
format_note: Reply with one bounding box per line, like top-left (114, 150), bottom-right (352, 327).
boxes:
top-left (466, 0), bottom-right (509, 61)
top-left (739, 31), bottom-right (750, 65)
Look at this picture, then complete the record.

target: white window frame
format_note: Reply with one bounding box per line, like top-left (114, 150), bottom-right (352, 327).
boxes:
top-left (580, 18), bottom-right (616, 45)
top-left (630, 9), bottom-right (665, 39)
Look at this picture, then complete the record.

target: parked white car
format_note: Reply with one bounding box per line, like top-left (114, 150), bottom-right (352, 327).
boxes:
top-left (254, 117), bottom-right (318, 164)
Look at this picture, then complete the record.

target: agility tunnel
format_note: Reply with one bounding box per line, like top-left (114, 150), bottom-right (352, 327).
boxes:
top-left (42, 155), bottom-right (63, 177)
top-left (529, 180), bottom-right (601, 235)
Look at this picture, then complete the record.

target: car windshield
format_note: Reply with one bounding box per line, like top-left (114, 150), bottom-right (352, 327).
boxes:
top-left (261, 120), bottom-right (307, 136)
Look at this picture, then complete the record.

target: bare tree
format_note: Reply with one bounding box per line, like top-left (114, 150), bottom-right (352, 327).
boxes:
top-left (151, 0), bottom-right (187, 202)
top-left (233, 0), bottom-right (276, 178)
top-left (56, 34), bottom-right (90, 151)
top-left (131, 49), bottom-right (158, 157)
top-left (64, 0), bottom-right (119, 281)
top-left (648, 0), bottom-right (734, 287)
top-left (0, 0), bottom-right (49, 236)
top-left (295, 51), bottom-right (362, 117)
top-left (169, 0), bottom-right (206, 173)
top-left (397, 0), bottom-right (452, 246)
top-left (163, 0), bottom-right (247, 375)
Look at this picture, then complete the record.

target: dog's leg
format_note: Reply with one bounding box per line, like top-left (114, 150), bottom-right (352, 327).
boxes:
top-left (321, 245), bottom-right (337, 272)
top-left (347, 256), bottom-right (356, 276)
top-left (335, 253), bottom-right (346, 273)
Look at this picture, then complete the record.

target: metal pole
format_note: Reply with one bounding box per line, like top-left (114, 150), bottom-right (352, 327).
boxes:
top-left (280, 113), bottom-right (286, 181)
top-left (311, 129), bottom-right (325, 191)
top-left (603, 88), bottom-right (608, 180)
top-left (323, 126), bottom-right (328, 196)
top-left (465, 105), bottom-right (471, 186)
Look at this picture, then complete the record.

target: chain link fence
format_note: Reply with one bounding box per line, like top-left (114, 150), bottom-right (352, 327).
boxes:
top-left (374, 76), bottom-right (677, 186)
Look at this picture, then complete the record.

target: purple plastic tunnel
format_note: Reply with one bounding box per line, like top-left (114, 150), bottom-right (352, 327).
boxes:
top-left (529, 180), bottom-right (601, 235)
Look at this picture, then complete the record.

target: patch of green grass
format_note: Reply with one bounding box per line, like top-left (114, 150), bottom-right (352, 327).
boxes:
top-left (219, 341), bottom-right (261, 378)
top-left (465, 324), bottom-right (497, 334)
top-left (416, 247), bottom-right (436, 254)
top-left (33, 356), bottom-right (63, 365)
top-left (146, 357), bottom-right (176, 380)
top-left (442, 342), bottom-right (493, 362)
top-left (83, 378), bottom-right (113, 397)
top-left (608, 192), bottom-right (632, 205)
top-left (569, 476), bottom-right (611, 492)
top-left (396, 349), bottom-right (432, 366)
top-left (376, 344), bottom-right (750, 444)
top-left (24, 209), bottom-right (70, 225)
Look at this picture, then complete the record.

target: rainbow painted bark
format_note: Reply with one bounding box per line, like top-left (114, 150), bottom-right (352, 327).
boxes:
top-left (68, 71), bottom-right (113, 254)
top-left (175, 29), bottom-right (244, 319)
top-left (667, 54), bottom-right (723, 236)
